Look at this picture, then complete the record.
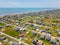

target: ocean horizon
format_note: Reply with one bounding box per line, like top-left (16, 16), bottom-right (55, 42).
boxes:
top-left (0, 8), bottom-right (56, 16)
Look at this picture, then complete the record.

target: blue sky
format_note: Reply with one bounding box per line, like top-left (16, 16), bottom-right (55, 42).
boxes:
top-left (0, 0), bottom-right (60, 8)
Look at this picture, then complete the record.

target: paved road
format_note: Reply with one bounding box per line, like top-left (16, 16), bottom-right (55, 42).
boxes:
top-left (1, 20), bottom-right (58, 45)
top-left (0, 31), bottom-right (29, 45)
top-left (27, 22), bottom-right (54, 29)
top-left (0, 22), bottom-right (29, 45)
top-left (0, 31), bottom-right (19, 41)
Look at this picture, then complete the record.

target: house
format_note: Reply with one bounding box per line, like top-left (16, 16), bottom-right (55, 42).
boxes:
top-left (5, 24), bottom-right (10, 27)
top-left (37, 17), bottom-right (39, 19)
top-left (28, 19), bottom-right (33, 23)
top-left (40, 32), bottom-right (46, 40)
top-left (57, 37), bottom-right (60, 41)
top-left (56, 29), bottom-right (60, 36)
top-left (45, 27), bottom-right (50, 31)
top-left (0, 36), bottom-right (7, 41)
top-left (16, 21), bottom-right (20, 26)
top-left (14, 27), bottom-right (20, 31)
top-left (0, 33), bottom-right (3, 35)
top-left (3, 39), bottom-right (8, 42)
top-left (2, 18), bottom-right (6, 21)
top-left (46, 24), bottom-right (50, 27)
top-left (40, 30), bottom-right (46, 33)
top-left (50, 36), bottom-right (56, 44)
top-left (47, 32), bottom-right (51, 34)
top-left (13, 16), bottom-right (17, 20)
top-left (16, 23), bottom-right (19, 26)
top-left (0, 42), bottom-right (3, 45)
top-left (57, 24), bottom-right (60, 26)
top-left (19, 19), bottom-right (22, 21)
top-left (1, 29), bottom-right (5, 32)
top-left (36, 29), bottom-right (39, 32)
top-left (52, 23), bottom-right (56, 26)
top-left (32, 32), bottom-right (37, 36)
top-left (57, 37), bottom-right (60, 45)
top-left (10, 41), bottom-right (19, 45)
top-left (45, 33), bottom-right (51, 41)
top-left (0, 26), bottom-right (2, 28)
top-left (37, 40), bottom-right (44, 45)
top-left (19, 28), bottom-right (23, 31)
top-left (23, 23), bottom-right (28, 28)
top-left (19, 34), bottom-right (24, 37)
top-left (36, 20), bottom-right (39, 24)
top-left (40, 21), bottom-right (45, 26)
top-left (58, 41), bottom-right (60, 45)
top-left (30, 23), bottom-right (34, 27)
top-left (45, 27), bottom-right (49, 31)
top-left (0, 21), bottom-right (2, 23)
top-left (32, 38), bottom-right (38, 45)
top-left (7, 16), bottom-right (10, 18)
top-left (33, 28), bottom-right (36, 31)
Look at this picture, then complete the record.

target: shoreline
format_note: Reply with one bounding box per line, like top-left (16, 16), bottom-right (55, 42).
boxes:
top-left (0, 12), bottom-right (34, 16)
top-left (0, 12), bottom-right (35, 16)
top-left (0, 8), bottom-right (58, 16)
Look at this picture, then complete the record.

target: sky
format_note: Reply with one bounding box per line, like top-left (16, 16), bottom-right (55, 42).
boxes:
top-left (0, 0), bottom-right (60, 8)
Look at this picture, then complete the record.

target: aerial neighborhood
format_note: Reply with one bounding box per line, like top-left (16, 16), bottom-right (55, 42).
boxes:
top-left (0, 9), bottom-right (60, 45)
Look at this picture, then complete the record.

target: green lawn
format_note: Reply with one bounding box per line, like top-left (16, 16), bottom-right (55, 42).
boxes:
top-left (3, 26), bottom-right (20, 39)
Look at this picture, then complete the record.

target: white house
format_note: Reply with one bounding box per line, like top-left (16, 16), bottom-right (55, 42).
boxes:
top-left (45, 33), bottom-right (51, 41)
top-left (40, 32), bottom-right (46, 39)
top-left (50, 36), bottom-right (56, 44)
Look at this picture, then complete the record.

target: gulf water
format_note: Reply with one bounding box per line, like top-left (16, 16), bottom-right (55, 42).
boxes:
top-left (0, 8), bottom-right (55, 15)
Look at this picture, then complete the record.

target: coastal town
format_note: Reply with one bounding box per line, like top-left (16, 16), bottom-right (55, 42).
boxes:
top-left (0, 9), bottom-right (60, 45)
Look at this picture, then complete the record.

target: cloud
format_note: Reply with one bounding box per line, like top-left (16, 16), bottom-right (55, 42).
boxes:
top-left (0, 0), bottom-right (60, 8)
